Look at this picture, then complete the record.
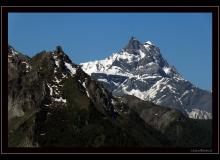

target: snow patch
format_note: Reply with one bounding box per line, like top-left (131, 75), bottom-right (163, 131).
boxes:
top-left (53, 76), bottom-right (62, 84)
top-left (156, 95), bottom-right (166, 104)
top-left (86, 91), bottom-right (90, 97)
top-left (21, 61), bottom-right (31, 72)
top-left (123, 88), bottom-right (148, 101)
top-left (181, 90), bottom-right (190, 98)
top-left (55, 60), bottom-right (59, 68)
top-left (145, 78), bottom-right (167, 100)
top-left (139, 50), bottom-right (146, 59)
top-left (111, 99), bottom-right (117, 105)
top-left (112, 81), bottom-right (120, 86)
top-left (11, 49), bottom-right (18, 55)
top-left (142, 75), bottom-right (161, 79)
top-left (47, 84), bottom-right (53, 96)
top-left (97, 78), bottom-right (108, 83)
top-left (167, 85), bottom-right (177, 94)
top-left (118, 51), bottom-right (134, 63)
top-left (53, 97), bottom-right (67, 103)
top-left (82, 82), bottom-right (86, 88)
top-left (65, 62), bottom-right (76, 76)
top-left (40, 133), bottom-right (46, 136)
top-left (178, 97), bottom-right (183, 106)
top-left (186, 109), bottom-right (212, 119)
top-left (163, 67), bottom-right (171, 74)
top-left (53, 54), bottom-right (60, 68)
top-left (81, 49), bottom-right (149, 77)
top-left (62, 73), bottom-right (67, 79)
top-left (146, 62), bottom-right (157, 67)
top-left (145, 41), bottom-right (153, 45)
top-left (54, 89), bottom-right (60, 95)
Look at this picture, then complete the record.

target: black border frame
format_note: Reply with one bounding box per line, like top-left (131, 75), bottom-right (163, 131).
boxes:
top-left (1, 6), bottom-right (219, 154)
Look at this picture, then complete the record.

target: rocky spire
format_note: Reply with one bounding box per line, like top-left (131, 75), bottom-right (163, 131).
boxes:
top-left (124, 36), bottom-right (142, 53)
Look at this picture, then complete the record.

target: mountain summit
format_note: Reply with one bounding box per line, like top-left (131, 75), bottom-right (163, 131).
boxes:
top-left (81, 37), bottom-right (212, 119)
top-left (124, 36), bottom-right (142, 52)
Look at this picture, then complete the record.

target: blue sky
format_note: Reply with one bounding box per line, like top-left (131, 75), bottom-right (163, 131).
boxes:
top-left (8, 13), bottom-right (212, 91)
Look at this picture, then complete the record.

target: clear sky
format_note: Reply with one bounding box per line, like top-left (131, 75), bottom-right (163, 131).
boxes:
top-left (8, 13), bottom-right (212, 91)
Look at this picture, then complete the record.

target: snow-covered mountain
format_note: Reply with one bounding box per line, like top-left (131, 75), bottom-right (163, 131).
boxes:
top-left (80, 37), bottom-right (212, 119)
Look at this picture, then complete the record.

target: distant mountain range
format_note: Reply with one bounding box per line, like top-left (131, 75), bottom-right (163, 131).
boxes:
top-left (81, 37), bottom-right (212, 119)
top-left (8, 44), bottom-right (212, 148)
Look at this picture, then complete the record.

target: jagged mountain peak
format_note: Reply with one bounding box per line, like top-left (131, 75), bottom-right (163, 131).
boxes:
top-left (55, 45), bottom-right (64, 53)
top-left (52, 46), bottom-right (72, 62)
top-left (81, 38), bottom-right (212, 119)
top-left (30, 46), bottom-right (77, 70)
top-left (128, 36), bottom-right (140, 44)
top-left (81, 37), bottom-right (182, 79)
top-left (123, 37), bottom-right (155, 52)
top-left (124, 36), bottom-right (143, 53)
top-left (52, 48), bottom-right (74, 66)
